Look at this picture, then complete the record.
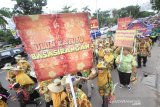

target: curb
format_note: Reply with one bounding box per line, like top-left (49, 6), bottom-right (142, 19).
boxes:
top-left (156, 74), bottom-right (160, 93)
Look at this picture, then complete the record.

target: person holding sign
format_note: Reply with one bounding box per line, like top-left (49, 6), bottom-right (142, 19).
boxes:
top-left (116, 47), bottom-right (137, 90)
top-left (62, 76), bottom-right (92, 107)
top-left (48, 79), bottom-right (68, 107)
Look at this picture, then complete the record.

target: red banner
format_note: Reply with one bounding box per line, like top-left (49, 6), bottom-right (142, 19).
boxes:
top-left (118, 17), bottom-right (132, 30)
top-left (13, 13), bottom-right (93, 81)
top-left (90, 18), bottom-right (99, 30)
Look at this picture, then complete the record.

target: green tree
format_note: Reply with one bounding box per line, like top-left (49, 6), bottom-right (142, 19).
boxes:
top-left (92, 9), bottom-right (110, 27)
top-left (0, 8), bottom-right (12, 29)
top-left (118, 5), bottom-right (140, 18)
top-left (138, 11), bottom-right (155, 18)
top-left (12, 0), bottom-right (47, 15)
top-left (82, 6), bottom-right (91, 13)
top-left (151, 0), bottom-right (160, 13)
top-left (60, 5), bottom-right (77, 13)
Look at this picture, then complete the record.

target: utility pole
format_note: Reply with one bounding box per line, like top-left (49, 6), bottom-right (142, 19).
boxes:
top-left (96, 0), bottom-right (99, 29)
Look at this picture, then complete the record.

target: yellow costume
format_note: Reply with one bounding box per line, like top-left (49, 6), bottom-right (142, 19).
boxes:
top-left (97, 69), bottom-right (113, 96)
top-left (6, 71), bottom-right (15, 83)
top-left (98, 49), bottom-right (104, 57)
top-left (52, 91), bottom-right (68, 107)
top-left (67, 89), bottom-right (92, 107)
top-left (0, 100), bottom-right (7, 107)
top-left (97, 62), bottom-right (114, 97)
top-left (104, 53), bottom-right (114, 70)
top-left (18, 60), bottom-right (31, 74)
top-left (16, 70), bottom-right (34, 86)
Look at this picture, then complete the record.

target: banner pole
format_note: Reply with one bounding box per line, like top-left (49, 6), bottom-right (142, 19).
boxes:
top-left (133, 37), bottom-right (137, 53)
top-left (120, 47), bottom-right (124, 62)
top-left (68, 75), bottom-right (78, 107)
top-left (118, 47), bottom-right (124, 68)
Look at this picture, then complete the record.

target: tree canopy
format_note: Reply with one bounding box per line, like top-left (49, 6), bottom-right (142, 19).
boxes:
top-left (151, 0), bottom-right (160, 13)
top-left (60, 5), bottom-right (77, 13)
top-left (12, 0), bottom-right (47, 15)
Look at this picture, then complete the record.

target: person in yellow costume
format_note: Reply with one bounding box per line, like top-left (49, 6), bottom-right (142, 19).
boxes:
top-left (86, 61), bottom-right (114, 107)
top-left (1, 63), bottom-right (15, 84)
top-left (62, 76), bottom-right (92, 107)
top-left (104, 48), bottom-right (114, 71)
top-left (98, 44), bottom-right (105, 59)
top-left (12, 66), bottom-right (34, 86)
top-left (47, 79), bottom-right (68, 107)
top-left (0, 96), bottom-right (7, 107)
top-left (18, 59), bottom-right (31, 74)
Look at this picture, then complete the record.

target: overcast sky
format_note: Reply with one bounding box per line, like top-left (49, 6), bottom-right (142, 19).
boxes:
top-left (0, 0), bottom-right (151, 13)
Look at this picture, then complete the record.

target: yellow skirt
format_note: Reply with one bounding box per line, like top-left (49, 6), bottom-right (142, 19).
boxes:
top-left (0, 100), bottom-right (7, 107)
top-left (16, 72), bottom-right (34, 86)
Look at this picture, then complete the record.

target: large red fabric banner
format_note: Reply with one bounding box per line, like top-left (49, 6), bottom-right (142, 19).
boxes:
top-left (90, 18), bottom-right (99, 30)
top-left (13, 13), bottom-right (93, 81)
top-left (118, 17), bottom-right (132, 30)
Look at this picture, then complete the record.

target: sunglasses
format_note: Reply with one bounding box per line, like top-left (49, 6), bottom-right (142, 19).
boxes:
top-left (98, 68), bottom-right (103, 70)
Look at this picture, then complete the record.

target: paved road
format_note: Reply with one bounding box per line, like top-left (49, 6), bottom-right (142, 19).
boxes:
top-left (0, 43), bottom-right (160, 107)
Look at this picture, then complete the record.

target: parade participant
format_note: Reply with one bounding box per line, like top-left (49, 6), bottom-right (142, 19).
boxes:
top-left (116, 47), bottom-right (137, 90)
top-left (12, 66), bottom-right (34, 86)
top-left (63, 76), bottom-right (92, 107)
top-left (86, 61), bottom-right (114, 107)
top-left (39, 80), bottom-right (53, 107)
top-left (0, 82), bottom-right (11, 103)
top-left (0, 96), bottom-right (7, 107)
top-left (12, 83), bottom-right (41, 107)
top-left (1, 63), bottom-right (15, 87)
top-left (104, 48), bottom-right (114, 72)
top-left (137, 37), bottom-right (151, 68)
top-left (18, 60), bottom-right (31, 74)
top-left (48, 79), bottom-right (68, 107)
top-left (145, 35), bottom-right (152, 47)
top-left (108, 36), bottom-right (114, 48)
top-left (12, 83), bottom-right (29, 107)
top-left (150, 31), bottom-right (157, 45)
top-left (98, 44), bottom-right (105, 60)
top-left (81, 69), bottom-right (94, 99)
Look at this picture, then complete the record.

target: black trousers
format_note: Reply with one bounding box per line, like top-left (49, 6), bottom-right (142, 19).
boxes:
top-left (46, 100), bottom-right (53, 107)
top-left (102, 96), bottom-right (108, 107)
top-left (118, 71), bottom-right (131, 86)
top-left (137, 55), bottom-right (147, 67)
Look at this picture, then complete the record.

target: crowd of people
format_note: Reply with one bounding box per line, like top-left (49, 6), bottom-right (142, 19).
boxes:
top-left (0, 30), bottom-right (159, 107)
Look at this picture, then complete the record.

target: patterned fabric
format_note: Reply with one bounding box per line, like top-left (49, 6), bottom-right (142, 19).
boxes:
top-left (0, 100), bottom-right (7, 107)
top-left (116, 54), bottom-right (137, 73)
top-left (52, 91), bottom-right (68, 107)
top-left (98, 49), bottom-right (105, 57)
top-left (97, 70), bottom-right (113, 97)
top-left (104, 54), bottom-right (114, 70)
top-left (67, 89), bottom-right (92, 107)
top-left (6, 71), bottom-right (15, 83)
top-left (17, 60), bottom-right (31, 74)
top-left (16, 71), bottom-right (34, 86)
top-left (39, 80), bottom-right (52, 102)
top-left (137, 42), bottom-right (150, 56)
